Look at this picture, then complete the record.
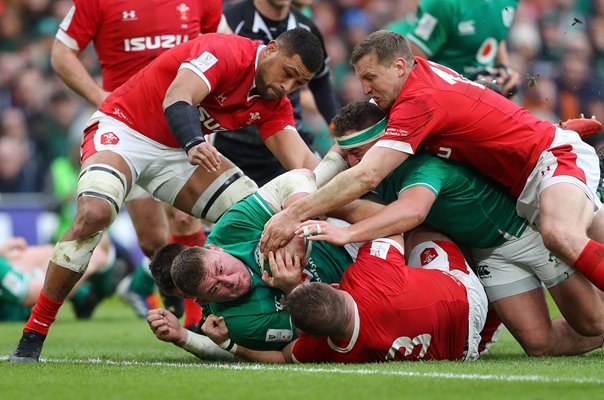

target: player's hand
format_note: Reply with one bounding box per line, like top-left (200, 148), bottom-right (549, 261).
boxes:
top-left (262, 250), bottom-right (303, 294)
top-left (260, 210), bottom-right (301, 256)
top-left (201, 314), bottom-right (230, 345)
top-left (0, 237), bottom-right (27, 258)
top-left (147, 308), bottom-right (188, 346)
top-left (492, 65), bottom-right (520, 98)
top-left (295, 220), bottom-right (352, 246)
top-left (559, 115), bottom-right (602, 139)
top-left (187, 141), bottom-right (221, 172)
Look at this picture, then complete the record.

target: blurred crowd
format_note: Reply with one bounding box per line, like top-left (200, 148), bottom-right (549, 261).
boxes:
top-left (0, 0), bottom-right (603, 195)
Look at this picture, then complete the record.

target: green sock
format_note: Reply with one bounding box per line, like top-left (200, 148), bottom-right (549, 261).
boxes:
top-left (129, 259), bottom-right (156, 296)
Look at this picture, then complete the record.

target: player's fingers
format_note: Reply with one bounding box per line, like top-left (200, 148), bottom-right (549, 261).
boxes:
top-left (261, 270), bottom-right (272, 285)
top-left (207, 148), bottom-right (221, 169)
top-left (295, 220), bottom-right (316, 235)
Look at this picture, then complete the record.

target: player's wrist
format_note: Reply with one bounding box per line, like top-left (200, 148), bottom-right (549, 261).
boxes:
top-left (218, 338), bottom-right (238, 353)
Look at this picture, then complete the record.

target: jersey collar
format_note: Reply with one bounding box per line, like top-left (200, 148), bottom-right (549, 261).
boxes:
top-left (327, 300), bottom-right (360, 353)
top-left (248, 44), bottom-right (267, 101)
top-left (252, 11), bottom-right (297, 41)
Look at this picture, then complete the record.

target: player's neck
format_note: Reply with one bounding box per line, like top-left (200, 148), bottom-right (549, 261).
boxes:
top-left (254, 0), bottom-right (289, 21)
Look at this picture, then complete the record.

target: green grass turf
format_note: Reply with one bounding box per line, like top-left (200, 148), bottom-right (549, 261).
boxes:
top-left (1, 297), bottom-right (603, 400)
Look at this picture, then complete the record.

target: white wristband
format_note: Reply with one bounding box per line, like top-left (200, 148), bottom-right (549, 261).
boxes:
top-left (181, 330), bottom-right (235, 361)
top-left (218, 338), bottom-right (238, 354)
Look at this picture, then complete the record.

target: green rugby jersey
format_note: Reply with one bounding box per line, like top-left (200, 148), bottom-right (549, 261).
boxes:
top-left (0, 257), bottom-right (31, 321)
top-left (205, 193), bottom-right (352, 350)
top-left (374, 150), bottom-right (527, 248)
top-left (385, 0), bottom-right (517, 77)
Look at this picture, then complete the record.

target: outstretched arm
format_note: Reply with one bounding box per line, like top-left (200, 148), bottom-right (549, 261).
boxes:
top-left (147, 308), bottom-right (234, 361)
top-left (260, 146), bottom-right (409, 253)
top-left (297, 186), bottom-right (435, 245)
top-left (202, 314), bottom-right (295, 363)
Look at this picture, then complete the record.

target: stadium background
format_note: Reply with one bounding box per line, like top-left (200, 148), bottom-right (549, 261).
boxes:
top-left (0, 0), bottom-right (603, 260)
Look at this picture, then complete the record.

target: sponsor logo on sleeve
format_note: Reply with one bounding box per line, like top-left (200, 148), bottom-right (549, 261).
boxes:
top-left (370, 241), bottom-right (391, 260)
top-left (190, 51), bottom-right (219, 73)
top-left (266, 329), bottom-right (293, 343)
top-left (385, 127), bottom-right (409, 137)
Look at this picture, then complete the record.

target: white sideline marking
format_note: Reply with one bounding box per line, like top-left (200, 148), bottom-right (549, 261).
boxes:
top-left (3, 356), bottom-right (603, 385)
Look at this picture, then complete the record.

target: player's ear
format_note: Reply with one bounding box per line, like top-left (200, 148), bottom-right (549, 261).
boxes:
top-left (265, 40), bottom-right (280, 57)
top-left (329, 283), bottom-right (341, 290)
top-left (394, 57), bottom-right (407, 77)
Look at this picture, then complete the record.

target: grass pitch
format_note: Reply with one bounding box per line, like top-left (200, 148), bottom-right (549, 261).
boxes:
top-left (1, 297), bottom-right (602, 400)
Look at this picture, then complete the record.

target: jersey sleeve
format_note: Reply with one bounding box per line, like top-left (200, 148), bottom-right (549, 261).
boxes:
top-left (405, 0), bottom-right (455, 57)
top-left (179, 36), bottom-right (238, 94)
top-left (257, 97), bottom-right (296, 141)
top-left (397, 153), bottom-right (445, 197)
top-left (198, 0), bottom-right (224, 33)
top-left (291, 335), bottom-right (335, 363)
top-left (55, 0), bottom-right (101, 51)
top-left (377, 87), bottom-right (444, 154)
top-left (223, 310), bottom-right (296, 350)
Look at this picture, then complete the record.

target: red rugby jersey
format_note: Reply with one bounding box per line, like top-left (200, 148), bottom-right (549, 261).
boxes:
top-left (291, 241), bottom-right (469, 363)
top-left (99, 34), bottom-right (295, 147)
top-left (378, 57), bottom-right (556, 197)
top-left (56, 0), bottom-right (223, 90)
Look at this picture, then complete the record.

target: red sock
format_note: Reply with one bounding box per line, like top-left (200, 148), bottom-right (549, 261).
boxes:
top-left (169, 230), bottom-right (207, 247)
top-left (183, 297), bottom-right (202, 328)
top-left (574, 240), bottom-right (604, 291)
top-left (24, 291), bottom-right (63, 335)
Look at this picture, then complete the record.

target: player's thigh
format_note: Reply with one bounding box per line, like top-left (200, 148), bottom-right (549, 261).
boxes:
top-left (587, 207), bottom-right (604, 243)
top-left (548, 273), bottom-right (604, 336)
top-left (491, 288), bottom-right (553, 348)
top-left (125, 195), bottom-right (169, 241)
top-left (540, 182), bottom-right (594, 237)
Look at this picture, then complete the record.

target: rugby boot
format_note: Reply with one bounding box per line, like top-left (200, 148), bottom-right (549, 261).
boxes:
top-left (559, 115), bottom-right (602, 139)
top-left (9, 331), bottom-right (46, 363)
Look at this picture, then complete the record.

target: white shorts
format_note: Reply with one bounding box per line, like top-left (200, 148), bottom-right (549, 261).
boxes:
top-left (408, 241), bottom-right (488, 361)
top-left (471, 224), bottom-right (575, 302)
top-left (124, 183), bottom-right (155, 202)
top-left (517, 127), bottom-right (601, 226)
top-left (82, 111), bottom-right (198, 206)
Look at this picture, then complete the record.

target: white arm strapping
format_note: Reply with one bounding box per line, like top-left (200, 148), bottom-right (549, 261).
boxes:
top-left (313, 151), bottom-right (348, 188)
top-left (182, 330), bottom-right (235, 361)
top-left (258, 170), bottom-right (317, 211)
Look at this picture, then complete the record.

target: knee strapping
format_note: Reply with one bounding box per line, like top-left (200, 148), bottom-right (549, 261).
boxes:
top-left (77, 164), bottom-right (127, 222)
top-left (191, 167), bottom-right (258, 222)
top-left (51, 230), bottom-right (104, 273)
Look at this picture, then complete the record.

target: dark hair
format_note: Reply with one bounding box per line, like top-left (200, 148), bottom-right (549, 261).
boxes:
top-left (284, 283), bottom-right (349, 337)
top-left (171, 247), bottom-right (207, 298)
top-left (148, 243), bottom-right (187, 295)
top-left (350, 30), bottom-right (414, 67)
top-left (276, 27), bottom-right (324, 74)
top-left (331, 101), bottom-right (386, 138)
